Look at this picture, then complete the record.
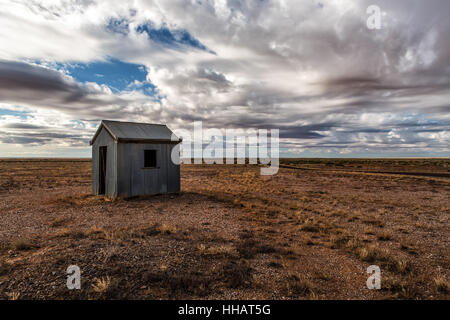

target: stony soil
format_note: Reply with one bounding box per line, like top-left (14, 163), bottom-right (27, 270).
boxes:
top-left (0, 159), bottom-right (448, 300)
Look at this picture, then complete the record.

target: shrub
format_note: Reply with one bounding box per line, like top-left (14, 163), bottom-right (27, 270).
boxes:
top-left (220, 260), bottom-right (253, 288)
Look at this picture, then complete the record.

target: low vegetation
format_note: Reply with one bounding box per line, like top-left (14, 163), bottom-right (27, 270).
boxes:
top-left (0, 158), bottom-right (448, 299)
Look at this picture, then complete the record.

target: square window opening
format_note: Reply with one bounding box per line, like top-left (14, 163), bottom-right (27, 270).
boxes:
top-left (144, 150), bottom-right (157, 168)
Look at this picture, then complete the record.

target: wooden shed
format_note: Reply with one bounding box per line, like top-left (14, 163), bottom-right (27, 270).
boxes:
top-left (90, 120), bottom-right (181, 198)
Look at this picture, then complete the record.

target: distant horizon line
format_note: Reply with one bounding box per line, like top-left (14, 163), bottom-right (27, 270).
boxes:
top-left (1, 157), bottom-right (449, 160)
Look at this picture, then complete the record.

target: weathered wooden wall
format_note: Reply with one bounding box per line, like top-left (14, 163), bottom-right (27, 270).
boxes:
top-left (92, 127), bottom-right (117, 197)
top-left (116, 142), bottom-right (180, 197)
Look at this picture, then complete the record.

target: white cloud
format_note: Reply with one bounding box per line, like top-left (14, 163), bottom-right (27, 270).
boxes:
top-left (0, 0), bottom-right (449, 156)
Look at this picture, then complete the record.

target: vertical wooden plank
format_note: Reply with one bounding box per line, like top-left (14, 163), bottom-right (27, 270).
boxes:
top-left (118, 143), bottom-right (130, 198)
top-left (92, 142), bottom-right (98, 194)
top-left (158, 144), bottom-right (167, 193)
top-left (129, 143), bottom-right (142, 197)
top-left (167, 144), bottom-right (181, 193)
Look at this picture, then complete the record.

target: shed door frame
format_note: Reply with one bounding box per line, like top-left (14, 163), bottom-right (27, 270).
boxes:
top-left (99, 146), bottom-right (107, 195)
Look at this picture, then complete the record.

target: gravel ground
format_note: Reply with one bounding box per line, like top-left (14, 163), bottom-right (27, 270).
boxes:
top-left (0, 159), bottom-right (448, 299)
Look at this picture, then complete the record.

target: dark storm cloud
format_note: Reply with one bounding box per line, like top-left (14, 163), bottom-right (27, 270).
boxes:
top-left (0, 129), bottom-right (91, 145)
top-left (0, 134), bottom-right (90, 146)
top-left (0, 60), bottom-right (83, 93)
top-left (322, 76), bottom-right (450, 100)
top-left (0, 60), bottom-right (125, 110)
top-left (0, 135), bottom-right (50, 145)
top-left (3, 123), bottom-right (43, 129)
top-left (261, 123), bottom-right (337, 139)
top-left (278, 125), bottom-right (332, 139)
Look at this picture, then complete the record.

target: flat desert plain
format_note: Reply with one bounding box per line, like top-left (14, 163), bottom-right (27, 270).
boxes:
top-left (0, 158), bottom-right (449, 300)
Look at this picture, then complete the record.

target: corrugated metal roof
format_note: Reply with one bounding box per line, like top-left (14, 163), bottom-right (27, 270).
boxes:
top-left (90, 120), bottom-right (181, 145)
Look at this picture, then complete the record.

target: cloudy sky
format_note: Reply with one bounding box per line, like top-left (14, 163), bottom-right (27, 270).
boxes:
top-left (0, 0), bottom-right (449, 157)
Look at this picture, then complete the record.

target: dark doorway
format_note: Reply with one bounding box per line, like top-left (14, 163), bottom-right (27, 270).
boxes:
top-left (99, 146), bottom-right (107, 195)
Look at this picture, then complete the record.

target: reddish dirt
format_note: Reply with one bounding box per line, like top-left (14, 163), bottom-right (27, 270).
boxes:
top-left (0, 159), bottom-right (448, 300)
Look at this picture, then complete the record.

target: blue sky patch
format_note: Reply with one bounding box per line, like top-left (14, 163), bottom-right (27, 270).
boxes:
top-left (136, 22), bottom-right (215, 54)
top-left (63, 58), bottom-right (156, 94)
top-left (0, 109), bottom-right (29, 119)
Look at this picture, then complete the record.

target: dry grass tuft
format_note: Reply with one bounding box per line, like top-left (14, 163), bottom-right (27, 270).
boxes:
top-left (362, 216), bottom-right (385, 228)
top-left (6, 292), bottom-right (20, 300)
top-left (304, 236), bottom-right (315, 246)
top-left (198, 244), bottom-right (207, 254)
top-left (285, 275), bottom-right (315, 297)
top-left (86, 226), bottom-right (107, 239)
top-left (345, 238), bottom-right (362, 250)
top-left (347, 210), bottom-right (360, 222)
top-left (92, 276), bottom-right (112, 294)
top-left (158, 223), bottom-right (177, 234)
top-left (433, 275), bottom-right (448, 293)
top-left (167, 274), bottom-right (211, 297)
top-left (387, 258), bottom-right (412, 275)
top-left (357, 245), bottom-right (391, 263)
top-left (85, 226), bottom-right (128, 241)
top-left (400, 242), bottom-right (418, 255)
top-left (315, 271), bottom-right (332, 281)
top-left (300, 218), bottom-right (321, 233)
top-left (220, 260), bottom-right (253, 288)
top-left (199, 244), bottom-right (238, 257)
top-left (382, 276), bottom-right (420, 299)
top-left (329, 234), bottom-right (350, 249)
top-left (50, 193), bottom-right (104, 207)
top-left (51, 228), bottom-right (86, 239)
top-left (236, 239), bottom-right (278, 259)
top-left (377, 230), bottom-right (392, 241)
